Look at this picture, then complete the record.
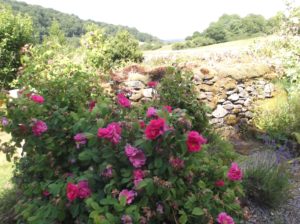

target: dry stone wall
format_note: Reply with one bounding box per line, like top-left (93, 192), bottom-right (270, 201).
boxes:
top-left (108, 63), bottom-right (277, 128)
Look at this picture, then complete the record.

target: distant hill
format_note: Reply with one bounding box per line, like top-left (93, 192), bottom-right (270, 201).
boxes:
top-left (0, 0), bottom-right (161, 43)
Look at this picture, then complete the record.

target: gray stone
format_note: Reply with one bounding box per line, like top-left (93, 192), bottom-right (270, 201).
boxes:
top-left (237, 86), bottom-right (244, 93)
top-left (245, 111), bottom-right (254, 118)
top-left (128, 72), bottom-right (149, 83)
top-left (212, 105), bottom-right (229, 118)
top-left (239, 91), bottom-right (249, 98)
top-left (125, 80), bottom-right (145, 89)
top-left (209, 118), bottom-right (220, 124)
top-left (228, 93), bottom-right (239, 101)
top-left (264, 83), bottom-right (274, 93)
top-left (244, 98), bottom-right (252, 107)
top-left (142, 88), bottom-right (154, 98)
top-left (246, 86), bottom-right (254, 92)
top-left (234, 104), bottom-right (243, 109)
top-left (130, 92), bottom-right (143, 101)
top-left (258, 80), bottom-right (266, 85)
top-left (235, 100), bottom-right (245, 105)
top-left (226, 90), bottom-right (237, 95)
top-left (223, 101), bottom-right (232, 105)
top-left (223, 104), bottom-right (234, 110)
top-left (197, 92), bottom-right (207, 100)
top-left (218, 99), bottom-right (225, 103)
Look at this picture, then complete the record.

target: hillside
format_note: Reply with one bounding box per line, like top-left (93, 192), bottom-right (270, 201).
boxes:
top-left (0, 0), bottom-right (161, 43)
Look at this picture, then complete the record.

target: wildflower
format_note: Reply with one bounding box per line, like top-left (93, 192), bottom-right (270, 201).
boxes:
top-left (73, 133), bottom-right (87, 149)
top-left (97, 122), bottom-right (122, 144)
top-left (117, 93), bottom-right (131, 108)
top-left (119, 189), bottom-right (136, 204)
top-left (43, 190), bottom-right (50, 197)
top-left (217, 212), bottom-right (235, 224)
top-left (147, 81), bottom-right (158, 88)
top-left (31, 94), bottom-right (44, 104)
top-left (146, 107), bottom-right (157, 118)
top-left (145, 118), bottom-right (168, 140)
top-left (227, 162), bottom-right (243, 181)
top-left (156, 203), bottom-right (164, 214)
top-left (186, 131), bottom-right (207, 152)
top-left (32, 120), bottom-right (48, 136)
top-left (215, 180), bottom-right (225, 187)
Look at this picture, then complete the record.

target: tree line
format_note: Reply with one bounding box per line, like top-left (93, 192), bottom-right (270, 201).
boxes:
top-left (173, 13), bottom-right (284, 50)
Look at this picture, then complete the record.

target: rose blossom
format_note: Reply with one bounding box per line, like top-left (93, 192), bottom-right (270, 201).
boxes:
top-left (121, 215), bottom-right (133, 224)
top-left (217, 212), bottom-right (235, 224)
top-left (147, 81), bottom-right (158, 88)
top-left (1, 117), bottom-right (9, 126)
top-left (97, 122), bottom-right (122, 144)
top-left (145, 118), bottom-right (168, 140)
top-left (30, 94), bottom-right (44, 104)
top-left (227, 162), bottom-right (243, 181)
top-left (119, 189), bottom-right (136, 204)
top-left (66, 183), bottom-right (78, 202)
top-left (215, 180), bottom-right (225, 187)
top-left (101, 165), bottom-right (113, 178)
top-left (133, 169), bottom-right (144, 187)
top-left (139, 120), bottom-right (146, 129)
top-left (162, 105), bottom-right (172, 113)
top-left (43, 190), bottom-right (50, 197)
top-left (117, 93), bottom-right (131, 108)
top-left (169, 157), bottom-right (185, 170)
top-left (146, 107), bottom-right (157, 118)
top-left (74, 133), bottom-right (87, 149)
top-left (89, 100), bottom-right (96, 112)
top-left (186, 131), bottom-right (207, 152)
top-left (125, 144), bottom-right (146, 168)
top-left (77, 180), bottom-right (91, 199)
top-left (32, 120), bottom-right (48, 136)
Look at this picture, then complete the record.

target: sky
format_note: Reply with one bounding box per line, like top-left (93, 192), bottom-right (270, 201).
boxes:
top-left (17, 0), bottom-right (290, 40)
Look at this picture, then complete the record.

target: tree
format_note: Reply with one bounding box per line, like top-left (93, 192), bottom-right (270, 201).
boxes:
top-left (0, 4), bottom-right (33, 88)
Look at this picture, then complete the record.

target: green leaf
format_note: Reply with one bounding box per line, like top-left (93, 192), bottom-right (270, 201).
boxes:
top-left (179, 210), bottom-right (188, 224)
top-left (192, 207), bottom-right (204, 216)
top-left (292, 132), bottom-right (300, 144)
top-left (78, 150), bottom-right (93, 162)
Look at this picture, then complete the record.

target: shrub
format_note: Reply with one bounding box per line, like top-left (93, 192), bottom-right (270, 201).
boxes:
top-left (0, 5), bottom-right (33, 89)
top-left (159, 69), bottom-right (210, 133)
top-left (82, 28), bottom-right (143, 71)
top-left (0, 58), bottom-right (244, 223)
top-left (242, 151), bottom-right (290, 208)
top-left (0, 188), bottom-right (19, 223)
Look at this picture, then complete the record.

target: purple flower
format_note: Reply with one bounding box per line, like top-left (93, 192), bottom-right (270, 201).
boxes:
top-left (121, 215), bottom-right (133, 224)
top-left (74, 133), bottom-right (87, 149)
top-left (1, 117), bottom-right (9, 126)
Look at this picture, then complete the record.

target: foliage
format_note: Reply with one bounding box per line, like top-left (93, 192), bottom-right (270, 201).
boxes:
top-left (140, 42), bottom-right (163, 51)
top-left (83, 28), bottom-right (143, 71)
top-left (0, 4), bottom-right (33, 89)
top-left (0, 0), bottom-right (161, 43)
top-left (173, 13), bottom-right (283, 50)
top-left (0, 188), bottom-right (19, 223)
top-left (159, 69), bottom-right (210, 133)
top-left (242, 151), bottom-right (290, 208)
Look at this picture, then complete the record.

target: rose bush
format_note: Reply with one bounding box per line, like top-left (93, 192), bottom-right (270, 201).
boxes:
top-left (0, 40), bottom-right (244, 223)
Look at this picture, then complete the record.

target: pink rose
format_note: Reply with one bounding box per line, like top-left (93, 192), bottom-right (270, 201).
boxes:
top-left (215, 180), bottom-right (225, 187)
top-left (227, 162), bottom-right (243, 181)
top-left (147, 81), bottom-right (158, 88)
top-left (162, 105), bottom-right (172, 113)
top-left (117, 93), bottom-right (131, 108)
top-left (133, 169), bottom-right (144, 186)
top-left (145, 118), bottom-right (168, 140)
top-left (119, 189), bottom-right (136, 204)
top-left (74, 133), bottom-right (87, 149)
top-left (32, 120), bottom-right (48, 136)
top-left (186, 131), bottom-right (207, 152)
top-left (97, 122), bottom-right (122, 144)
top-left (77, 180), bottom-right (91, 199)
top-left (146, 107), bottom-right (157, 118)
top-left (31, 94), bottom-right (44, 104)
top-left (217, 212), bottom-right (235, 224)
top-left (66, 183), bottom-right (78, 202)
top-left (169, 157), bottom-right (185, 170)
top-left (125, 145), bottom-right (146, 168)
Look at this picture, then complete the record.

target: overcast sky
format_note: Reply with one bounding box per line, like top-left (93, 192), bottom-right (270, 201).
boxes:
top-left (17, 0), bottom-right (290, 40)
